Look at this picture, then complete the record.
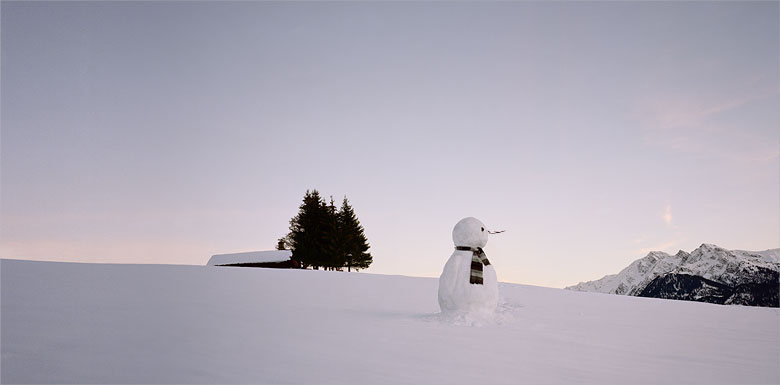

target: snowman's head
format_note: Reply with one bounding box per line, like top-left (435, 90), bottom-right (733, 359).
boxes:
top-left (452, 217), bottom-right (488, 248)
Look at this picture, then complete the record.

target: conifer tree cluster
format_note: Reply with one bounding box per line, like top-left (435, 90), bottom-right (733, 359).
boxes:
top-left (281, 190), bottom-right (372, 271)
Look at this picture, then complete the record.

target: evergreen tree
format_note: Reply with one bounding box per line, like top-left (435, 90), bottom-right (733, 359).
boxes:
top-left (287, 190), bottom-right (327, 269)
top-left (339, 197), bottom-right (372, 271)
top-left (276, 237), bottom-right (287, 250)
top-left (286, 191), bottom-right (372, 271)
top-left (321, 196), bottom-right (345, 270)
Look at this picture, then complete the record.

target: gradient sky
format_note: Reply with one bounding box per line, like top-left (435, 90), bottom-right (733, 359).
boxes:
top-left (2, 1), bottom-right (778, 288)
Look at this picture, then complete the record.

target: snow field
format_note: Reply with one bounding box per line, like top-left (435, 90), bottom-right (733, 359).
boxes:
top-left (2, 259), bottom-right (778, 384)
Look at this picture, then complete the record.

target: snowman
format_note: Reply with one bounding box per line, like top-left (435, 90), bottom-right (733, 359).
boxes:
top-left (438, 217), bottom-right (499, 314)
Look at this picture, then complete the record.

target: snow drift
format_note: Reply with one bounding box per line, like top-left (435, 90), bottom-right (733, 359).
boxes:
top-left (2, 259), bottom-right (778, 384)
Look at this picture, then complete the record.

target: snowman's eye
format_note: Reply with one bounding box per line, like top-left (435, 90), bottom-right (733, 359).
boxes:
top-left (481, 227), bottom-right (484, 231)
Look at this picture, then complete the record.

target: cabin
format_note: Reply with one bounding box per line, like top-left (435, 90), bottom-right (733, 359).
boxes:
top-left (207, 250), bottom-right (299, 269)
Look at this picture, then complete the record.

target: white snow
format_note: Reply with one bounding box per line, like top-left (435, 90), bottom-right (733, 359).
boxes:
top-left (2, 259), bottom-right (778, 384)
top-left (206, 249), bottom-right (292, 266)
top-left (438, 250), bottom-right (499, 314)
top-left (734, 248), bottom-right (780, 265)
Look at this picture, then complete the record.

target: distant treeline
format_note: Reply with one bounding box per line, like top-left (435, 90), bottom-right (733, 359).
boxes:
top-left (279, 190), bottom-right (372, 271)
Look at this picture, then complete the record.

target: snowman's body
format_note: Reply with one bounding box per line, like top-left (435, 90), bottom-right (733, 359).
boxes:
top-left (438, 217), bottom-right (499, 314)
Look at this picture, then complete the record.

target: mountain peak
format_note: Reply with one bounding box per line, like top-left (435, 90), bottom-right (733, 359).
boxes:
top-left (645, 251), bottom-right (670, 260)
top-left (698, 243), bottom-right (722, 250)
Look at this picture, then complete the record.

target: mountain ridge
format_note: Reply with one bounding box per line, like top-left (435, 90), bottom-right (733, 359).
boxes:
top-left (566, 244), bottom-right (780, 307)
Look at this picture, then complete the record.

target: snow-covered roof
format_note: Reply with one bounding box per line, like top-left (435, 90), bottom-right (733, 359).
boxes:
top-left (207, 250), bottom-right (292, 266)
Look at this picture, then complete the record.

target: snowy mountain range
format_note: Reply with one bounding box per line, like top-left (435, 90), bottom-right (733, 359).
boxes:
top-left (565, 244), bottom-right (780, 307)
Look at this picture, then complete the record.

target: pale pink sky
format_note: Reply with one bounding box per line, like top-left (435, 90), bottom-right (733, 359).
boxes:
top-left (2, 1), bottom-right (778, 288)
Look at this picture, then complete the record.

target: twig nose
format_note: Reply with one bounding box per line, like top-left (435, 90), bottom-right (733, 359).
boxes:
top-left (487, 230), bottom-right (505, 235)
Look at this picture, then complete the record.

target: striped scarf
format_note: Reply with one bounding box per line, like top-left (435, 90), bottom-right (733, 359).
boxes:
top-left (455, 246), bottom-right (491, 285)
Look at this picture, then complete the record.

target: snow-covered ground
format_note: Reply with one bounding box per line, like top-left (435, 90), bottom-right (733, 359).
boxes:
top-left (2, 259), bottom-right (778, 384)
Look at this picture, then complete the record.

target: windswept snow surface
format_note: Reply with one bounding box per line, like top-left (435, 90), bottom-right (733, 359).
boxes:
top-left (206, 249), bottom-right (292, 266)
top-left (2, 259), bottom-right (778, 384)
